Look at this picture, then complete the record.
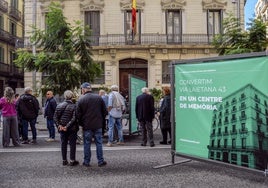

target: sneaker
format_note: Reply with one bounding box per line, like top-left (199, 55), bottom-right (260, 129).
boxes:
top-left (150, 143), bottom-right (155, 147)
top-left (116, 141), bottom-right (124, 145)
top-left (159, 141), bottom-right (167, 145)
top-left (63, 160), bottom-right (68, 166)
top-left (46, 138), bottom-right (55, 142)
top-left (21, 140), bottom-right (29, 144)
top-left (69, 160), bottom-right (79, 166)
top-left (106, 142), bottom-right (112, 147)
top-left (98, 161), bottom-right (107, 167)
top-left (30, 139), bottom-right (37, 144)
top-left (83, 162), bottom-right (91, 167)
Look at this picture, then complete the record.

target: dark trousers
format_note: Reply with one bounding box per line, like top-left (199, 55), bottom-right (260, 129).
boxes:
top-left (60, 130), bottom-right (77, 161)
top-left (140, 120), bottom-right (154, 145)
top-left (161, 128), bottom-right (171, 143)
top-left (22, 118), bottom-right (37, 141)
top-left (18, 121), bottom-right (23, 138)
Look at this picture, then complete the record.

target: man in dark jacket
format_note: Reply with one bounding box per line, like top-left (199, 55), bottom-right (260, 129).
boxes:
top-left (16, 87), bottom-right (40, 144)
top-left (135, 87), bottom-right (155, 147)
top-left (44, 90), bottom-right (57, 142)
top-left (76, 82), bottom-right (107, 167)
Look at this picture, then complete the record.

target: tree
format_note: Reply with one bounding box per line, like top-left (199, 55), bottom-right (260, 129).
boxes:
top-left (212, 14), bottom-right (267, 55)
top-left (247, 18), bottom-right (267, 52)
top-left (15, 2), bottom-right (101, 95)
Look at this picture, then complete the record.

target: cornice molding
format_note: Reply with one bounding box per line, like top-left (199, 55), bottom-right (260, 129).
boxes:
top-left (80, 0), bottom-right (105, 12)
top-left (120, 0), bottom-right (145, 11)
top-left (202, 0), bottom-right (227, 10)
top-left (40, 1), bottom-right (64, 13)
top-left (161, 0), bottom-right (186, 10)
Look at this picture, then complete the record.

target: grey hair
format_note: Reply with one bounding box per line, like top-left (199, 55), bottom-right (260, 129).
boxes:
top-left (4, 87), bottom-right (15, 103)
top-left (99, 89), bottom-right (106, 94)
top-left (24, 87), bottom-right (33, 94)
top-left (111, 85), bottom-right (119, 91)
top-left (141, 87), bottom-right (149, 93)
top-left (64, 90), bottom-right (74, 100)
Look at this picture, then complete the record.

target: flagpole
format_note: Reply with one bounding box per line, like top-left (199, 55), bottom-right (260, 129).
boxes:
top-left (132, 0), bottom-right (136, 44)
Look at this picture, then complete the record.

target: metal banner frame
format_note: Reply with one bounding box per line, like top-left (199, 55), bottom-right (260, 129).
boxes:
top-left (128, 74), bottom-right (147, 135)
top-left (156, 51), bottom-right (268, 176)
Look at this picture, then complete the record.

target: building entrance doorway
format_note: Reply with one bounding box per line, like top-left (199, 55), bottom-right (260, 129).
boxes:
top-left (119, 58), bottom-right (147, 97)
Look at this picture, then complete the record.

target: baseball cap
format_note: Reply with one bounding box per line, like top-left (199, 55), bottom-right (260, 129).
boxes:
top-left (81, 82), bottom-right (91, 89)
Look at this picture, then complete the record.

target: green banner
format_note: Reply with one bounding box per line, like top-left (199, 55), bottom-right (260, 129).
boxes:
top-left (174, 56), bottom-right (268, 170)
top-left (129, 75), bottom-right (147, 134)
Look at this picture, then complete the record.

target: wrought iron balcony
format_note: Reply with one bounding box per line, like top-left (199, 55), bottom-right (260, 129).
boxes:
top-left (0, 62), bottom-right (9, 74)
top-left (88, 33), bottom-right (214, 46)
top-left (229, 130), bottom-right (237, 135)
top-left (0, 62), bottom-right (23, 77)
top-left (0, 0), bottom-right (8, 13)
top-left (9, 6), bottom-right (21, 21)
top-left (23, 34), bottom-right (215, 48)
top-left (239, 128), bottom-right (248, 134)
top-left (239, 115), bottom-right (247, 121)
top-left (0, 28), bottom-right (12, 42)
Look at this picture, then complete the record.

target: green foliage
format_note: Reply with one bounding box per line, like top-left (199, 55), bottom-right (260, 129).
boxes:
top-left (150, 88), bottom-right (162, 102)
top-left (247, 18), bottom-right (267, 52)
top-left (212, 14), bottom-right (267, 55)
top-left (14, 2), bottom-right (102, 95)
top-left (98, 85), bottom-right (110, 93)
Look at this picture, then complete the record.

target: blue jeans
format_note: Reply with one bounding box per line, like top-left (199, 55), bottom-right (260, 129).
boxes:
top-left (46, 119), bottom-right (55, 139)
top-left (108, 116), bottom-right (123, 143)
top-left (83, 129), bottom-right (104, 165)
top-left (22, 118), bottom-right (37, 140)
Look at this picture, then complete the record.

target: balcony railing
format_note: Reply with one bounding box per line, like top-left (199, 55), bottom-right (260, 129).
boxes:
top-left (239, 128), bottom-right (248, 134)
top-left (9, 6), bottom-right (21, 21)
top-left (0, 0), bottom-right (8, 13)
top-left (230, 130), bottom-right (237, 135)
top-left (0, 28), bottom-right (12, 42)
top-left (0, 62), bottom-right (9, 72)
top-left (24, 34), bottom-right (215, 48)
top-left (0, 62), bottom-right (23, 76)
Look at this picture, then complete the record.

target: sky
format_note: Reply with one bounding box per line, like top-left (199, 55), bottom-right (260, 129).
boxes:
top-left (244, 0), bottom-right (258, 28)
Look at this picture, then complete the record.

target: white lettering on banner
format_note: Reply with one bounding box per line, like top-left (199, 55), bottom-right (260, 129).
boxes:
top-left (197, 96), bottom-right (222, 103)
top-left (179, 79), bottom-right (213, 85)
top-left (177, 77), bottom-right (226, 111)
top-left (187, 104), bottom-right (217, 110)
top-left (179, 86), bottom-right (217, 93)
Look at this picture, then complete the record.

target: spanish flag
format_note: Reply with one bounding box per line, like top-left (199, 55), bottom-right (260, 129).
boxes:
top-left (132, 0), bottom-right (136, 35)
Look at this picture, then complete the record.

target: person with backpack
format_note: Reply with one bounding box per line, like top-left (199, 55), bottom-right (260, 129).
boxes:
top-left (106, 85), bottom-right (126, 147)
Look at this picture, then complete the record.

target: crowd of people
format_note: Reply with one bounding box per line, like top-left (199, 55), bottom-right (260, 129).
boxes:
top-left (0, 83), bottom-right (172, 167)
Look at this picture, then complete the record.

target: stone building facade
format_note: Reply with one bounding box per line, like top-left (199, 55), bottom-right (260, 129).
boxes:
top-left (0, 0), bottom-right (24, 96)
top-left (23, 0), bottom-right (246, 96)
top-left (255, 0), bottom-right (268, 37)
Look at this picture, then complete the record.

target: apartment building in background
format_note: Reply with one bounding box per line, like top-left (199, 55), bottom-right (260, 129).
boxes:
top-left (255, 0), bottom-right (268, 37)
top-left (0, 0), bottom-right (24, 97)
top-left (23, 0), bottom-right (246, 97)
top-left (208, 84), bottom-right (268, 170)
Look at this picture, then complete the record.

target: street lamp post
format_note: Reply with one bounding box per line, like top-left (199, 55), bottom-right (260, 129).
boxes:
top-left (32, 0), bottom-right (37, 93)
